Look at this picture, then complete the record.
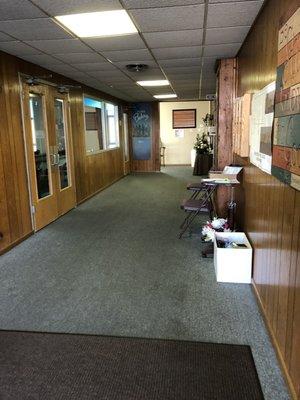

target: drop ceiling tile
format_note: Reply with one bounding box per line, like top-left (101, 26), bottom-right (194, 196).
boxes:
top-left (84, 34), bottom-right (145, 52)
top-left (146, 86), bottom-right (173, 96)
top-left (207, 1), bottom-right (263, 28)
top-left (153, 46), bottom-right (202, 60)
top-left (34, 0), bottom-right (121, 16)
top-left (54, 52), bottom-right (106, 64)
top-left (206, 26), bottom-right (250, 45)
top-left (167, 73), bottom-right (200, 81)
top-left (77, 76), bottom-right (100, 87)
top-left (202, 57), bottom-right (218, 70)
top-left (48, 64), bottom-right (80, 74)
top-left (0, 18), bottom-right (72, 41)
top-left (0, 0), bottom-right (46, 20)
top-left (129, 5), bottom-right (205, 32)
top-left (203, 43), bottom-right (241, 57)
top-left (73, 61), bottom-right (117, 71)
top-left (144, 29), bottom-right (203, 48)
top-left (172, 82), bottom-right (199, 87)
top-left (172, 81), bottom-right (200, 87)
top-left (26, 39), bottom-right (93, 54)
top-left (123, 0), bottom-right (204, 8)
top-left (20, 54), bottom-right (65, 65)
top-left (0, 31), bottom-right (15, 41)
top-left (111, 82), bottom-right (139, 89)
top-left (102, 48), bottom-right (153, 62)
top-left (163, 66), bottom-right (201, 75)
top-left (159, 58), bottom-right (202, 67)
top-left (0, 41), bottom-right (41, 56)
top-left (61, 71), bottom-right (90, 79)
top-left (88, 70), bottom-right (128, 79)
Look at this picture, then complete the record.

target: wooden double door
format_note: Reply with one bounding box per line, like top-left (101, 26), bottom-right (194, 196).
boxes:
top-left (22, 84), bottom-right (76, 231)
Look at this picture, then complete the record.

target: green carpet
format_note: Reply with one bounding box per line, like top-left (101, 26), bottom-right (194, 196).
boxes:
top-left (0, 167), bottom-right (289, 400)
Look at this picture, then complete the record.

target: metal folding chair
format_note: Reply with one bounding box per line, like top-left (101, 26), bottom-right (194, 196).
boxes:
top-left (179, 183), bottom-right (217, 238)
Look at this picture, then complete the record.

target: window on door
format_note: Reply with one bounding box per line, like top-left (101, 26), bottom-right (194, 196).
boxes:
top-left (29, 93), bottom-right (52, 199)
top-left (84, 96), bottom-right (119, 154)
top-left (105, 103), bottom-right (119, 149)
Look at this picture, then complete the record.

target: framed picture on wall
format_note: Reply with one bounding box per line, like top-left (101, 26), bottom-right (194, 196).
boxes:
top-left (172, 109), bottom-right (196, 129)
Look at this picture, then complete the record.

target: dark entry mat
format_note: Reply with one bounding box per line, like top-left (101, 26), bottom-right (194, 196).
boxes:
top-left (0, 331), bottom-right (264, 399)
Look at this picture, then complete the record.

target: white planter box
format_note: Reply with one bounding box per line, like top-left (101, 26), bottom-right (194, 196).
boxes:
top-left (214, 232), bottom-right (252, 284)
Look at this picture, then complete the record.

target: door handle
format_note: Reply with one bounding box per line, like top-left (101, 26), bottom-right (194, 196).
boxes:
top-left (50, 153), bottom-right (56, 166)
top-left (55, 153), bottom-right (60, 166)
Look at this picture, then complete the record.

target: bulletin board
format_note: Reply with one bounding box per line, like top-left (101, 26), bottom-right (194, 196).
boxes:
top-left (272, 6), bottom-right (300, 190)
top-left (249, 82), bottom-right (275, 174)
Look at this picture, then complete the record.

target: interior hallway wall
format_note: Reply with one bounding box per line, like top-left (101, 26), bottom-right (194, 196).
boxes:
top-left (159, 101), bottom-right (210, 165)
top-left (0, 50), bottom-right (125, 254)
top-left (236, 0), bottom-right (300, 397)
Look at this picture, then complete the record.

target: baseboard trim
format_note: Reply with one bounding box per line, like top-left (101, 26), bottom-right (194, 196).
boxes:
top-left (77, 175), bottom-right (125, 206)
top-left (165, 164), bottom-right (191, 166)
top-left (251, 280), bottom-right (297, 400)
top-left (0, 231), bottom-right (34, 256)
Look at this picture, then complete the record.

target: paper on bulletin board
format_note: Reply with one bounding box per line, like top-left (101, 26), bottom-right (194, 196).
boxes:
top-left (249, 81), bottom-right (275, 174)
top-left (174, 129), bottom-right (184, 138)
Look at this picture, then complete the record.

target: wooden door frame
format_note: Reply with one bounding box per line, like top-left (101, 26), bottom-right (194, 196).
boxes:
top-left (49, 87), bottom-right (76, 216)
top-left (21, 83), bottom-right (59, 231)
top-left (122, 112), bottom-right (130, 175)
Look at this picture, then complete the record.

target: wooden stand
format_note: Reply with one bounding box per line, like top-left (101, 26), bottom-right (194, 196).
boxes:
top-left (193, 153), bottom-right (213, 176)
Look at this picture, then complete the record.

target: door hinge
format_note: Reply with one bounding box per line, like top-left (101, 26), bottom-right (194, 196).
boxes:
top-left (31, 205), bottom-right (36, 214)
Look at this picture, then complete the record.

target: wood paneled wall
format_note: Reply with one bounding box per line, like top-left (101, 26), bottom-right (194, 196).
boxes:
top-left (70, 91), bottom-right (125, 204)
top-left (0, 51), bottom-right (126, 253)
top-left (237, 0), bottom-right (300, 397)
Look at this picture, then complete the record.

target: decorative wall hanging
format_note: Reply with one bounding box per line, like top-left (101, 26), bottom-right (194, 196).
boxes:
top-left (132, 103), bottom-right (152, 160)
top-left (232, 93), bottom-right (251, 157)
top-left (249, 82), bottom-right (275, 174)
top-left (272, 6), bottom-right (300, 190)
top-left (172, 109), bottom-right (196, 129)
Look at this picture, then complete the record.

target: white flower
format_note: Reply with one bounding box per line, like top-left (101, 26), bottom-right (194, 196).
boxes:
top-left (211, 217), bottom-right (227, 230)
top-left (202, 226), bottom-right (215, 241)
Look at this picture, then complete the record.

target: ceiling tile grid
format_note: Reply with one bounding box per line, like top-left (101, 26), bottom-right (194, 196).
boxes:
top-left (0, 0), bottom-right (264, 101)
top-left (129, 5), bottom-right (205, 33)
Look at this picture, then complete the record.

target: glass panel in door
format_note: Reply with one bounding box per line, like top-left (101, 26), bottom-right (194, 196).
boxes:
top-left (54, 99), bottom-right (70, 190)
top-left (29, 93), bottom-right (51, 199)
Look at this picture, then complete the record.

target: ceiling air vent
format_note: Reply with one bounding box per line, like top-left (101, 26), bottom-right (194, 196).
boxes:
top-left (126, 64), bottom-right (149, 72)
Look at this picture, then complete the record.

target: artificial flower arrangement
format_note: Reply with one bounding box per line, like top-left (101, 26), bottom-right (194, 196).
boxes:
top-left (193, 133), bottom-right (211, 154)
top-left (202, 217), bottom-right (231, 242)
top-left (202, 113), bottom-right (214, 127)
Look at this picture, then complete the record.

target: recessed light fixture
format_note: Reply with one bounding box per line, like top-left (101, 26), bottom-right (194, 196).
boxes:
top-left (55, 10), bottom-right (138, 38)
top-left (154, 94), bottom-right (178, 99)
top-left (137, 80), bottom-right (170, 87)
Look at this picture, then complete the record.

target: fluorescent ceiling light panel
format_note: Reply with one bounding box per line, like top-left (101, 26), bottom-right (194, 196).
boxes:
top-left (56, 10), bottom-right (137, 38)
top-left (137, 80), bottom-right (170, 87)
top-left (154, 94), bottom-right (177, 99)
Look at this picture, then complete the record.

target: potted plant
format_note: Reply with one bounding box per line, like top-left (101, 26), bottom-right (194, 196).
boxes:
top-left (193, 131), bottom-right (213, 175)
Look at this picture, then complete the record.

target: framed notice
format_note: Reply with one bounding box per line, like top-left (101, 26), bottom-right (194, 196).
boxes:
top-left (249, 82), bottom-right (275, 174)
top-left (172, 109), bottom-right (196, 129)
top-left (272, 6), bottom-right (300, 190)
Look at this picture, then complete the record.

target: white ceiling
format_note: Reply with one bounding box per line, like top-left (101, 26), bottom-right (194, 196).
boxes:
top-left (0, 0), bottom-right (264, 102)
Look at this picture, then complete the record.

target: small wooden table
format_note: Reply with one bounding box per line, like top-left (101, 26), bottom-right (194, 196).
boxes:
top-left (193, 153), bottom-right (213, 175)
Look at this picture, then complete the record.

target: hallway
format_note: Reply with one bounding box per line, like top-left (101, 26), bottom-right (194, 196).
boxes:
top-left (0, 167), bottom-right (289, 399)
